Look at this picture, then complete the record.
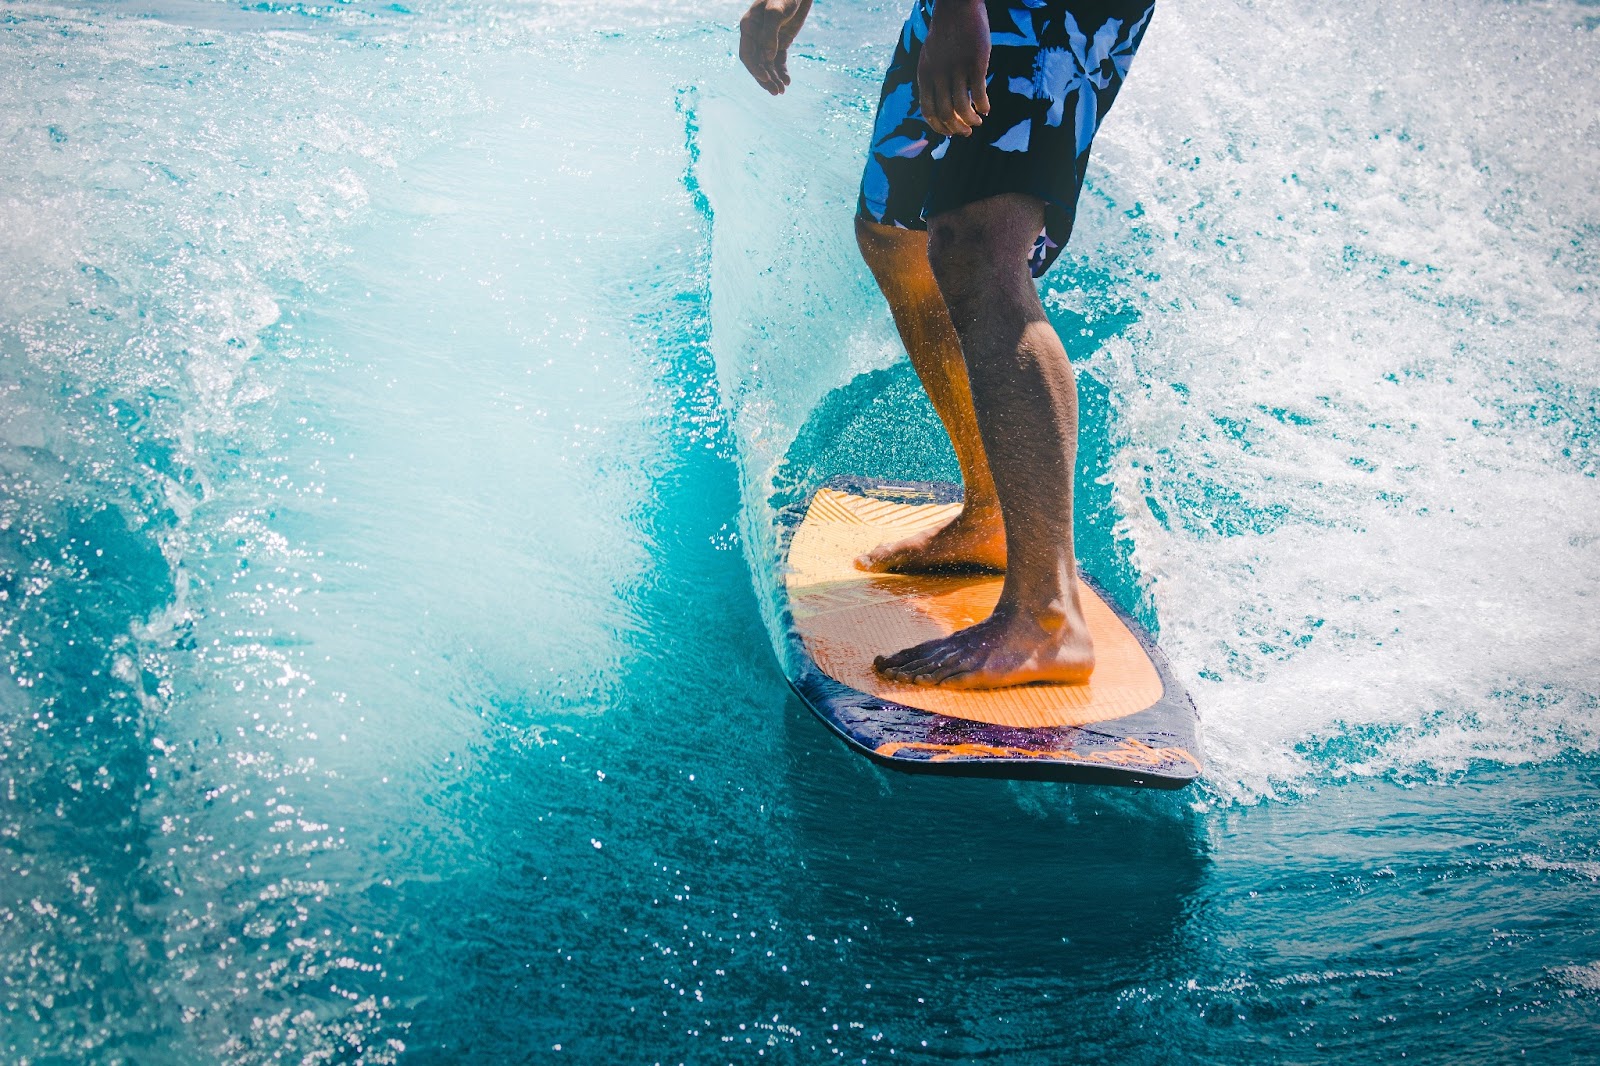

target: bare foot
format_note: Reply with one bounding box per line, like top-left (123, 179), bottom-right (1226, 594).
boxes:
top-left (873, 603), bottom-right (1094, 689)
top-left (855, 505), bottom-right (1005, 574)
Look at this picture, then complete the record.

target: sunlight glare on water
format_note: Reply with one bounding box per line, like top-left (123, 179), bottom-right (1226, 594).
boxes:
top-left (1, 0), bottom-right (1597, 1061)
top-left (703, 0), bottom-right (1600, 800)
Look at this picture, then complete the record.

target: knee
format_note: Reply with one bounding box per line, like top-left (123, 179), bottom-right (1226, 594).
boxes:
top-left (926, 216), bottom-right (989, 313)
top-left (928, 199), bottom-right (1042, 318)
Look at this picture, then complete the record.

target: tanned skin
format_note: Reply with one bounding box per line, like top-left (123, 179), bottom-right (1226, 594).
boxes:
top-left (739, 0), bottom-right (1096, 690)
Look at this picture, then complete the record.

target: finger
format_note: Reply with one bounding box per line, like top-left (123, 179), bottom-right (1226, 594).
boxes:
top-left (927, 78), bottom-right (951, 134)
top-left (739, 44), bottom-right (774, 93)
top-left (739, 10), bottom-right (783, 94)
top-left (971, 71), bottom-right (991, 117)
top-left (756, 30), bottom-right (784, 94)
top-left (737, 28), bottom-right (760, 84)
top-left (951, 75), bottom-right (984, 130)
top-left (916, 72), bottom-right (945, 137)
top-left (759, 0), bottom-right (798, 90)
top-left (938, 76), bottom-right (974, 136)
top-left (916, 56), bottom-right (953, 135)
top-left (931, 79), bottom-right (970, 137)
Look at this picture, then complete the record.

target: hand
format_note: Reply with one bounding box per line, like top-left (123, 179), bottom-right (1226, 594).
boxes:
top-left (918, 0), bottom-right (990, 136)
top-left (739, 0), bottom-right (814, 95)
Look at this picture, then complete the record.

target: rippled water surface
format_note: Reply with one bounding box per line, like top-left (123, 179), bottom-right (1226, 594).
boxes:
top-left (2, 0), bottom-right (1597, 1061)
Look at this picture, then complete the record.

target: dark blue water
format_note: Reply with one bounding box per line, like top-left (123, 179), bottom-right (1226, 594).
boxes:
top-left (2, 0), bottom-right (1597, 1061)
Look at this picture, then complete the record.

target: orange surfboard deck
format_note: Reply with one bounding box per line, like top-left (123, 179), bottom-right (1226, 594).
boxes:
top-left (778, 478), bottom-right (1202, 787)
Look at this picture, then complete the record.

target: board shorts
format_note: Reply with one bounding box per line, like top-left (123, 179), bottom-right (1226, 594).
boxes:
top-left (858, 0), bottom-right (1156, 278)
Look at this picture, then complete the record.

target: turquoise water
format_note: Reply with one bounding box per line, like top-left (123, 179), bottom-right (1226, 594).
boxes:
top-left (2, 0), bottom-right (1597, 1061)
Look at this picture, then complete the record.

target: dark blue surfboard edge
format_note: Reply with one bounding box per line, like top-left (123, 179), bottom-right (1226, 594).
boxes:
top-left (776, 476), bottom-right (1204, 789)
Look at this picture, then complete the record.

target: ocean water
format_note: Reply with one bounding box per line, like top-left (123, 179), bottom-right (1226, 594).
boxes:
top-left (1, 0), bottom-right (1597, 1061)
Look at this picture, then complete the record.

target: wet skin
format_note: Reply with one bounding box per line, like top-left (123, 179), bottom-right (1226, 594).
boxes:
top-left (742, 0), bottom-right (1095, 689)
top-left (866, 195), bottom-right (1095, 690)
top-left (853, 217), bottom-right (1007, 576)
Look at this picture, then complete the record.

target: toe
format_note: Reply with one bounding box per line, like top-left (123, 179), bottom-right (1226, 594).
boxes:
top-left (876, 645), bottom-right (946, 683)
top-left (924, 658), bottom-right (977, 684)
top-left (883, 656), bottom-right (921, 681)
top-left (887, 657), bottom-right (941, 685)
top-left (874, 656), bottom-right (916, 682)
top-left (873, 646), bottom-right (919, 671)
top-left (878, 657), bottom-right (929, 683)
top-left (896, 646), bottom-right (956, 678)
top-left (878, 634), bottom-right (950, 669)
top-left (889, 645), bottom-right (966, 685)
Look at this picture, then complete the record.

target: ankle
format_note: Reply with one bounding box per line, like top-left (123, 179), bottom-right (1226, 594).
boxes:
top-left (957, 490), bottom-right (1002, 518)
top-left (999, 570), bottom-right (1086, 629)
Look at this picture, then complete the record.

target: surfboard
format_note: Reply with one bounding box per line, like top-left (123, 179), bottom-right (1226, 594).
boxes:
top-left (777, 476), bottom-right (1203, 788)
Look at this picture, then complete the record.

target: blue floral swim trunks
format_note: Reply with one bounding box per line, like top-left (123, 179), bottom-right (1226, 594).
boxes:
top-left (858, 0), bottom-right (1156, 277)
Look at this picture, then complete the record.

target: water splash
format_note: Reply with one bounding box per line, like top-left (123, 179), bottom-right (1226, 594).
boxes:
top-left (0, 3), bottom-right (467, 1058)
top-left (696, 0), bottom-right (1600, 801)
top-left (2, 0), bottom-right (1597, 1060)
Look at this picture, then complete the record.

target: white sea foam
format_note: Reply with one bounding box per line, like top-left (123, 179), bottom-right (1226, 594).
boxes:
top-left (1075, 0), bottom-right (1600, 799)
top-left (2, 0), bottom-right (1597, 1055)
top-left (1520, 854), bottom-right (1600, 881)
top-left (1551, 961), bottom-right (1600, 993)
top-left (702, 0), bottom-right (1600, 801)
top-left (0, 3), bottom-right (469, 1060)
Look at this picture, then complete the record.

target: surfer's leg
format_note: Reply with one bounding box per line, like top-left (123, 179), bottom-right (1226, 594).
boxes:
top-left (851, 1), bottom-right (1002, 573)
top-left (853, 217), bottom-right (1005, 573)
top-left (875, 192), bottom-right (1094, 689)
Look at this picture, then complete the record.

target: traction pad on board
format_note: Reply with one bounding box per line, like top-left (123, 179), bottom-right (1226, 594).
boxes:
top-left (777, 477), bottom-right (1203, 787)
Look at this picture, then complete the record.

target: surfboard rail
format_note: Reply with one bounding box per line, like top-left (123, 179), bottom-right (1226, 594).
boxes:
top-left (776, 476), bottom-right (1204, 788)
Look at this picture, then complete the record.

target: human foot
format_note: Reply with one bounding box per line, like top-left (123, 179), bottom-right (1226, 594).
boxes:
top-left (873, 603), bottom-right (1094, 689)
top-left (855, 505), bottom-right (1005, 574)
